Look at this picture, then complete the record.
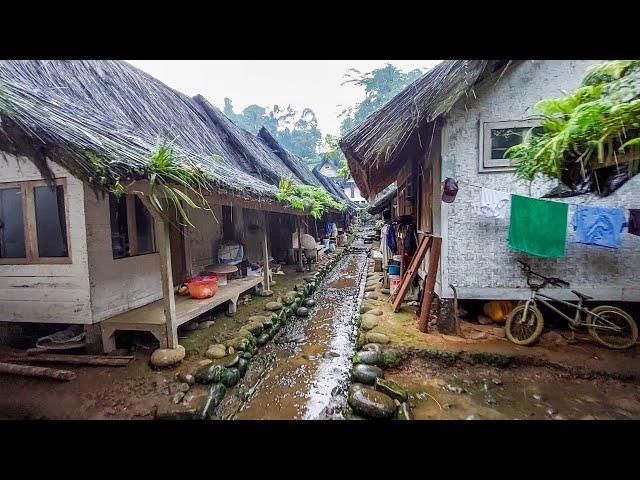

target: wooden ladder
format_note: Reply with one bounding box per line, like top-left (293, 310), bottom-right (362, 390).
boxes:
top-left (389, 234), bottom-right (442, 333)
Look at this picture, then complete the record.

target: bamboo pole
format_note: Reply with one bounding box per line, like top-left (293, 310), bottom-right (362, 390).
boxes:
top-left (262, 219), bottom-right (270, 291)
top-left (0, 362), bottom-right (76, 381)
top-left (417, 236), bottom-right (442, 333)
top-left (6, 354), bottom-right (133, 367)
top-left (297, 217), bottom-right (304, 272)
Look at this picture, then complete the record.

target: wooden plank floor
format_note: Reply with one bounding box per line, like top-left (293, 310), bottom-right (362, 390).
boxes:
top-left (101, 276), bottom-right (264, 328)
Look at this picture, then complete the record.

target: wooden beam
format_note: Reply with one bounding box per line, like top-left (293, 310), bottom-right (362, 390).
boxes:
top-left (297, 217), bottom-right (304, 271)
top-left (262, 213), bottom-right (270, 291)
top-left (391, 235), bottom-right (432, 312)
top-left (0, 362), bottom-right (76, 381)
top-left (5, 354), bottom-right (133, 367)
top-left (417, 236), bottom-right (441, 333)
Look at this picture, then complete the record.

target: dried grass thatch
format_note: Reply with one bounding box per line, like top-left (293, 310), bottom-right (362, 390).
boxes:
top-left (340, 60), bottom-right (507, 197)
top-left (367, 183), bottom-right (397, 215)
top-left (0, 60), bottom-right (317, 206)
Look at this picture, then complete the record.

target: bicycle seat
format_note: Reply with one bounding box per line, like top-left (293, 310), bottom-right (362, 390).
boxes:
top-left (571, 290), bottom-right (593, 301)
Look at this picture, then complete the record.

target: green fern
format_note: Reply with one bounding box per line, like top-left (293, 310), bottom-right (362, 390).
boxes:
top-left (506, 60), bottom-right (640, 181)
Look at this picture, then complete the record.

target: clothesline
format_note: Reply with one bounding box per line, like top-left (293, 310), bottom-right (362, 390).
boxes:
top-left (440, 179), bottom-right (638, 210)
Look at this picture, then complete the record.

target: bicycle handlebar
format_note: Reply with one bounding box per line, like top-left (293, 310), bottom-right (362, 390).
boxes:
top-left (517, 261), bottom-right (570, 288)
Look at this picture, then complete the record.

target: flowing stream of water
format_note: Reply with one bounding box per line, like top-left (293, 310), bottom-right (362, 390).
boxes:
top-left (214, 233), bottom-right (370, 420)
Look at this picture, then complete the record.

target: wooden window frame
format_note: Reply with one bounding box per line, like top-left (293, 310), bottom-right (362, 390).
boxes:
top-left (112, 194), bottom-right (156, 259)
top-left (479, 119), bottom-right (540, 173)
top-left (0, 178), bottom-right (72, 265)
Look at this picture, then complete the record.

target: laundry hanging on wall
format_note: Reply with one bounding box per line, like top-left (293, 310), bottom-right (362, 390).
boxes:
top-left (629, 209), bottom-right (640, 236)
top-left (571, 205), bottom-right (627, 248)
top-left (508, 194), bottom-right (568, 258)
top-left (478, 187), bottom-right (511, 219)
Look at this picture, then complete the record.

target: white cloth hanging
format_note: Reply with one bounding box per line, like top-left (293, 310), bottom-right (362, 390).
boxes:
top-left (478, 187), bottom-right (511, 219)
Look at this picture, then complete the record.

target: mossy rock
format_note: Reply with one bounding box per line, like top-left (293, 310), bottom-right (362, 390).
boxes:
top-left (379, 348), bottom-right (404, 368)
top-left (227, 337), bottom-right (251, 351)
top-left (347, 384), bottom-right (396, 419)
top-left (351, 364), bottom-right (384, 385)
top-left (221, 367), bottom-right (240, 387)
top-left (374, 377), bottom-right (408, 403)
top-left (282, 292), bottom-right (297, 305)
top-left (198, 383), bottom-right (226, 420)
top-left (265, 301), bottom-right (283, 311)
top-left (245, 322), bottom-right (264, 336)
top-left (237, 358), bottom-right (248, 377)
top-left (352, 350), bottom-right (381, 366)
top-left (194, 363), bottom-right (226, 384)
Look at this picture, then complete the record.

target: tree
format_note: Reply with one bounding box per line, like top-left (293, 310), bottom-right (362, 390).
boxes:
top-left (339, 64), bottom-right (424, 135)
top-left (223, 98), bottom-right (322, 164)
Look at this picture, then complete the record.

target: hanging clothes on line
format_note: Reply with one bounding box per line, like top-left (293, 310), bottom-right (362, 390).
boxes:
top-left (628, 209), bottom-right (640, 236)
top-left (508, 194), bottom-right (568, 258)
top-left (478, 187), bottom-right (511, 219)
top-left (571, 205), bottom-right (627, 248)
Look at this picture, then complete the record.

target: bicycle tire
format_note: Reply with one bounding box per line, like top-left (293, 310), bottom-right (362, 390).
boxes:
top-left (505, 303), bottom-right (544, 346)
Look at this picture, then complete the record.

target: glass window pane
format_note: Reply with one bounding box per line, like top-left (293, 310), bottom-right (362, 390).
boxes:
top-left (109, 194), bottom-right (129, 259)
top-left (134, 196), bottom-right (154, 254)
top-left (491, 128), bottom-right (527, 158)
top-left (0, 187), bottom-right (26, 258)
top-left (34, 185), bottom-right (68, 258)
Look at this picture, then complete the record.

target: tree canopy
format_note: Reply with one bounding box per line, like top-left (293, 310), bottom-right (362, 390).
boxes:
top-left (339, 63), bottom-right (424, 135)
top-left (223, 98), bottom-right (322, 162)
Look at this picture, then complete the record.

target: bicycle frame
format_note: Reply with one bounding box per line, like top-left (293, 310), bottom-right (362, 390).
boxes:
top-left (523, 292), bottom-right (623, 332)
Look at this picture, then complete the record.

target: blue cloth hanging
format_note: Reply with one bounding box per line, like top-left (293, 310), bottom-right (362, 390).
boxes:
top-left (387, 224), bottom-right (397, 254)
top-left (571, 205), bottom-right (627, 248)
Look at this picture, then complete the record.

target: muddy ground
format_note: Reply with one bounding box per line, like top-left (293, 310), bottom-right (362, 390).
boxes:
top-left (387, 356), bottom-right (640, 420)
top-left (0, 264), bottom-right (315, 420)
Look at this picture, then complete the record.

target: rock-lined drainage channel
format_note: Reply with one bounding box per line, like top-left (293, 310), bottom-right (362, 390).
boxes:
top-left (212, 248), bottom-right (369, 420)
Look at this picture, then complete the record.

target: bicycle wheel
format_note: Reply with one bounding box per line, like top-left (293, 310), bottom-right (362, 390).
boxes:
top-left (505, 303), bottom-right (544, 346)
top-left (586, 305), bottom-right (638, 350)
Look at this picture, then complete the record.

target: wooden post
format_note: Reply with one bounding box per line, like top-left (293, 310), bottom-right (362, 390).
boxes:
top-left (297, 217), bottom-right (304, 272)
top-left (417, 236), bottom-right (441, 333)
top-left (137, 193), bottom-right (178, 349)
top-left (156, 218), bottom-right (178, 348)
top-left (262, 220), bottom-right (270, 291)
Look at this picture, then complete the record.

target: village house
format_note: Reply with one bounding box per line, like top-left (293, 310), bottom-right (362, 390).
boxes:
top-left (341, 60), bottom-right (640, 310)
top-left (0, 60), bottom-right (346, 353)
top-left (313, 155), bottom-right (366, 205)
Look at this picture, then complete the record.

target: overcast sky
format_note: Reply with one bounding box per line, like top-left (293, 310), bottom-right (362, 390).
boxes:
top-left (128, 60), bottom-right (440, 136)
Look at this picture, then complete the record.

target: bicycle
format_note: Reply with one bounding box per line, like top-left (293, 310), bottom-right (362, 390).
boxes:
top-left (505, 261), bottom-right (638, 349)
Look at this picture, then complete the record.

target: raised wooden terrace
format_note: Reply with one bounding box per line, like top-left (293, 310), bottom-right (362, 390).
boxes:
top-left (100, 276), bottom-right (264, 352)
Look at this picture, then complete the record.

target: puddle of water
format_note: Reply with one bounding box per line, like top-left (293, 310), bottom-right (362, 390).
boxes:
top-left (216, 247), bottom-right (369, 420)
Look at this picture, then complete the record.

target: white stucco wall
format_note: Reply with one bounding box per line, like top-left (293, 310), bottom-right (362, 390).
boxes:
top-left (439, 60), bottom-right (640, 301)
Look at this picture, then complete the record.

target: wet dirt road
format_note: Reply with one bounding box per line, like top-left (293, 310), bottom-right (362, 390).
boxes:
top-left (214, 248), bottom-right (369, 420)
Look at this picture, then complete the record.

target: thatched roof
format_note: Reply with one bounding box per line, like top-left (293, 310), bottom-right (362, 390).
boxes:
top-left (367, 183), bottom-right (397, 214)
top-left (257, 127), bottom-right (322, 187)
top-left (0, 60), bottom-right (297, 202)
top-left (311, 165), bottom-right (355, 208)
top-left (194, 95), bottom-right (314, 187)
top-left (340, 60), bottom-right (508, 198)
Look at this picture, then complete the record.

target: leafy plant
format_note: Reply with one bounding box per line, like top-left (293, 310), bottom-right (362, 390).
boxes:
top-left (276, 177), bottom-right (347, 219)
top-left (143, 140), bottom-right (212, 228)
top-left (506, 60), bottom-right (640, 181)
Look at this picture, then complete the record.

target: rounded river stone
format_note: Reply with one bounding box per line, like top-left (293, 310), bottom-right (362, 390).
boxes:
top-left (347, 385), bottom-right (396, 419)
top-left (150, 345), bottom-right (185, 368)
top-left (351, 363), bottom-right (384, 385)
top-left (366, 331), bottom-right (390, 344)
